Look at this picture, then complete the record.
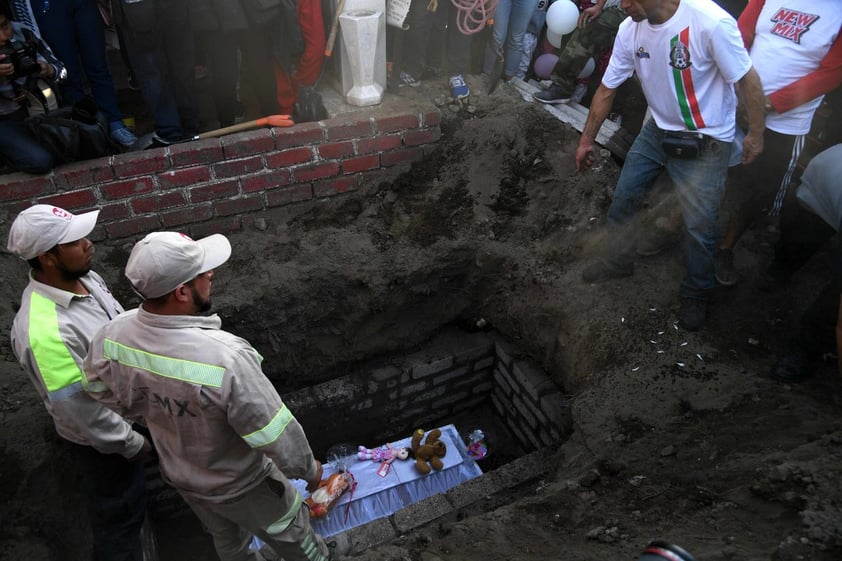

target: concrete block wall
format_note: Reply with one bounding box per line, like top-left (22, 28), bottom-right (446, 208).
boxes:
top-left (490, 334), bottom-right (570, 451)
top-left (287, 331), bottom-right (568, 460)
top-left (0, 110), bottom-right (442, 240)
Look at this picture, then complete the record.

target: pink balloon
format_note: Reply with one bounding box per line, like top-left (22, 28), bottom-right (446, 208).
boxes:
top-left (534, 53), bottom-right (559, 79)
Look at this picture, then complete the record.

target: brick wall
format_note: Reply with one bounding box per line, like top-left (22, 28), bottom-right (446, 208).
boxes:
top-left (0, 109), bottom-right (442, 240)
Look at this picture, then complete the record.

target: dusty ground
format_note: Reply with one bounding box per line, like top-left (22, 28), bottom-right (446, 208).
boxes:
top-left (2, 77), bottom-right (842, 561)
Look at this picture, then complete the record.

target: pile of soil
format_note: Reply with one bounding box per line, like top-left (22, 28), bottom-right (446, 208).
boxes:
top-left (1, 77), bottom-right (841, 561)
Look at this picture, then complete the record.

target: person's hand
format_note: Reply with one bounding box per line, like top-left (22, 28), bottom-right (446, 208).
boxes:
top-left (37, 60), bottom-right (55, 79)
top-left (129, 436), bottom-right (155, 463)
top-left (306, 460), bottom-right (323, 493)
top-left (0, 55), bottom-right (14, 78)
top-left (578, 4), bottom-right (602, 28)
top-left (742, 130), bottom-right (763, 165)
top-left (575, 140), bottom-right (596, 172)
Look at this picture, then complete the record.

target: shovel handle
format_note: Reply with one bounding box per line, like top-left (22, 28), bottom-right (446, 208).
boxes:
top-left (324, 0), bottom-right (346, 57)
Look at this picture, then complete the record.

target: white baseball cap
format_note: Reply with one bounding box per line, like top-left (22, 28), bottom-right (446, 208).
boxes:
top-left (7, 205), bottom-right (100, 260)
top-left (125, 232), bottom-right (232, 299)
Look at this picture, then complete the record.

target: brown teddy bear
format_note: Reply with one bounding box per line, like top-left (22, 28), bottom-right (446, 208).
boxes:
top-left (410, 428), bottom-right (447, 474)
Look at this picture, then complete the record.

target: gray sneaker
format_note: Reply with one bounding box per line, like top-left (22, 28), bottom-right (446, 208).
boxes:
top-left (533, 84), bottom-right (571, 104)
top-left (714, 248), bottom-right (739, 286)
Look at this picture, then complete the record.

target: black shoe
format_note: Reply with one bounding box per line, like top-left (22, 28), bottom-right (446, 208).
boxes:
top-left (771, 350), bottom-right (812, 383)
top-left (714, 248), bottom-right (739, 286)
top-left (582, 259), bottom-right (634, 283)
top-left (533, 84), bottom-right (571, 104)
top-left (678, 297), bottom-right (707, 331)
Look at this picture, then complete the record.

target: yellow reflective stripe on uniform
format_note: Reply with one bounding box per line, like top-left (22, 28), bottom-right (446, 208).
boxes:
top-left (29, 292), bottom-right (83, 398)
top-left (241, 404), bottom-right (294, 448)
top-left (300, 531), bottom-right (328, 561)
top-left (103, 339), bottom-right (225, 388)
top-left (266, 490), bottom-right (303, 535)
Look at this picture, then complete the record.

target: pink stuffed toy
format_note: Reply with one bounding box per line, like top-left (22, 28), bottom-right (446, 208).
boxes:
top-left (357, 444), bottom-right (409, 464)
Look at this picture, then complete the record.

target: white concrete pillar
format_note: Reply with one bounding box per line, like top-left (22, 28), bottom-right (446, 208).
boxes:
top-left (331, 0), bottom-right (387, 103)
top-left (339, 9), bottom-right (385, 106)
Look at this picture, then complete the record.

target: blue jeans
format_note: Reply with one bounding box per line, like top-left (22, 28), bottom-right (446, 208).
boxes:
top-left (606, 119), bottom-right (731, 300)
top-left (0, 111), bottom-right (54, 174)
top-left (116, 0), bottom-right (198, 140)
top-left (483, 0), bottom-right (534, 78)
top-left (31, 0), bottom-right (125, 125)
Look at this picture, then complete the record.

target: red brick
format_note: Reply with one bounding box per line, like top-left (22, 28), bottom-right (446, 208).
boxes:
top-left (375, 113), bottom-right (419, 133)
top-left (53, 158), bottom-right (114, 189)
top-left (265, 147), bottom-right (314, 168)
top-left (404, 128), bottom-right (441, 147)
top-left (422, 109), bottom-right (442, 127)
top-left (241, 170), bottom-right (291, 192)
top-left (0, 174), bottom-right (55, 202)
top-left (266, 184), bottom-right (313, 207)
top-left (113, 149), bottom-right (168, 178)
top-left (105, 215), bottom-right (161, 239)
top-left (357, 134), bottom-right (401, 154)
top-left (100, 177), bottom-right (155, 200)
top-left (274, 122), bottom-right (324, 149)
top-left (160, 204), bottom-right (214, 227)
top-left (158, 166), bottom-right (211, 190)
top-left (131, 192), bottom-right (187, 214)
top-left (381, 147), bottom-right (423, 167)
top-left (213, 156), bottom-right (265, 178)
top-left (317, 141), bottom-right (354, 160)
top-left (98, 202), bottom-right (131, 223)
top-left (221, 129), bottom-right (275, 159)
top-left (189, 216), bottom-right (242, 238)
top-left (168, 139), bottom-right (224, 168)
top-left (214, 194), bottom-right (264, 216)
top-left (293, 161), bottom-right (339, 182)
top-left (189, 180), bottom-right (240, 203)
top-left (325, 118), bottom-right (373, 141)
top-left (38, 188), bottom-right (97, 210)
top-left (313, 176), bottom-right (357, 197)
top-left (342, 154), bottom-right (379, 174)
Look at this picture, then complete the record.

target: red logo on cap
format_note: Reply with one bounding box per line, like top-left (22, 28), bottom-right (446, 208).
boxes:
top-left (52, 207), bottom-right (70, 219)
top-left (179, 233), bottom-right (195, 241)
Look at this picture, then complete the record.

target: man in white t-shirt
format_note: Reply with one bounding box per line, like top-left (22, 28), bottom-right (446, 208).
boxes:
top-left (575, 0), bottom-right (765, 331)
top-left (714, 0), bottom-right (842, 286)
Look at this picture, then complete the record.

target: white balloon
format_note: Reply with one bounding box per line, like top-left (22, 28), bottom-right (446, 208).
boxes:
top-left (546, 0), bottom-right (579, 36)
top-left (546, 29), bottom-right (563, 48)
top-left (577, 57), bottom-right (596, 79)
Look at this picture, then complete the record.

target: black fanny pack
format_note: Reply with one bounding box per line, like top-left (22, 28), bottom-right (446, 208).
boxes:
top-left (661, 131), bottom-right (705, 158)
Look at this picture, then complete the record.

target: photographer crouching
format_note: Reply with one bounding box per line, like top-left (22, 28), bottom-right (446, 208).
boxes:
top-left (0, 3), bottom-right (65, 174)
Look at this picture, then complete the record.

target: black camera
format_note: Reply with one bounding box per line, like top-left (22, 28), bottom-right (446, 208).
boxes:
top-left (0, 40), bottom-right (41, 79)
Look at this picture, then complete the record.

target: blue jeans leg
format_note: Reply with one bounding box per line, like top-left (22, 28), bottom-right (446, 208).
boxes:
top-left (667, 135), bottom-right (730, 299)
top-left (605, 119), bottom-right (667, 264)
top-left (502, 0), bottom-right (532, 77)
top-left (484, 0), bottom-right (511, 74)
top-left (0, 119), bottom-right (55, 174)
top-left (31, 0), bottom-right (124, 123)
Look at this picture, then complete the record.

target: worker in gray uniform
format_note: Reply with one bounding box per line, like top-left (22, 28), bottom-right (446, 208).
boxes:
top-left (8, 204), bottom-right (152, 561)
top-left (83, 231), bottom-right (330, 561)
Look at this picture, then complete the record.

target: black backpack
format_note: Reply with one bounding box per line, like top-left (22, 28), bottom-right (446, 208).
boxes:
top-left (25, 96), bottom-right (115, 164)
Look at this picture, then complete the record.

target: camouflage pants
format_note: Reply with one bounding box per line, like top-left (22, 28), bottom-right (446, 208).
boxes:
top-left (550, 6), bottom-right (626, 95)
